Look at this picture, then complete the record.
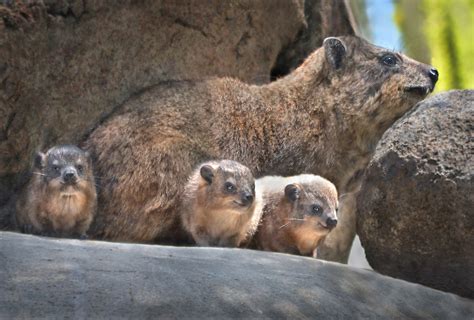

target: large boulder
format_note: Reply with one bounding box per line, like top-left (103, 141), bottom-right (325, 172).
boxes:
top-left (1, 231), bottom-right (473, 318)
top-left (1, 0), bottom-right (355, 225)
top-left (357, 90), bottom-right (474, 298)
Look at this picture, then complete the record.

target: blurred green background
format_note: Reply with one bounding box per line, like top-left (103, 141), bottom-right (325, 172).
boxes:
top-left (349, 0), bottom-right (474, 92)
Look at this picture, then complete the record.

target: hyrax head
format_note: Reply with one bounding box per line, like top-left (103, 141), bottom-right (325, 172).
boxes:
top-left (199, 160), bottom-right (255, 212)
top-left (188, 160), bottom-right (256, 247)
top-left (34, 145), bottom-right (93, 192)
top-left (320, 35), bottom-right (438, 132)
top-left (282, 176), bottom-right (338, 234)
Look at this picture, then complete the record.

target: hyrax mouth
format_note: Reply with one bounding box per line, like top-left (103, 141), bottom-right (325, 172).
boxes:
top-left (60, 183), bottom-right (79, 193)
top-left (232, 200), bottom-right (250, 208)
top-left (318, 222), bottom-right (329, 229)
top-left (61, 180), bottom-right (78, 186)
top-left (317, 221), bottom-right (338, 231)
top-left (405, 85), bottom-right (433, 96)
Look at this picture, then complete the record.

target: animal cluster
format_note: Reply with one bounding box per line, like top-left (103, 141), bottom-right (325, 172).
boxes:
top-left (15, 149), bottom-right (338, 257)
top-left (180, 160), bottom-right (339, 256)
top-left (13, 35), bottom-right (438, 259)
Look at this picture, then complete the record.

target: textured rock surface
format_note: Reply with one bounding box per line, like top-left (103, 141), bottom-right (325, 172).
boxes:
top-left (1, 232), bottom-right (473, 319)
top-left (1, 0), bottom-right (355, 223)
top-left (357, 90), bottom-right (474, 298)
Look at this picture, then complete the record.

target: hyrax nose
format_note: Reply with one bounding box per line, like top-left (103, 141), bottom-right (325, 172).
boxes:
top-left (428, 68), bottom-right (439, 85)
top-left (326, 218), bottom-right (338, 229)
top-left (241, 192), bottom-right (254, 206)
top-left (63, 170), bottom-right (77, 183)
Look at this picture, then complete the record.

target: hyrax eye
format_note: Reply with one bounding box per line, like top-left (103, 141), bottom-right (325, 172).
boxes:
top-left (311, 205), bottom-right (323, 216)
top-left (381, 53), bottom-right (398, 67)
top-left (76, 165), bottom-right (84, 173)
top-left (52, 165), bottom-right (60, 172)
top-left (224, 182), bottom-right (236, 193)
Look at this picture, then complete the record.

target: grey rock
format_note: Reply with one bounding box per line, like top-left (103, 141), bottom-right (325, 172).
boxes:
top-left (357, 90), bottom-right (474, 298)
top-left (0, 231), bottom-right (473, 319)
top-left (348, 235), bottom-right (371, 270)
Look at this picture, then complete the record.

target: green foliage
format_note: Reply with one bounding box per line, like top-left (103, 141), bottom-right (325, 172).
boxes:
top-left (394, 0), bottom-right (431, 64)
top-left (396, 0), bottom-right (474, 91)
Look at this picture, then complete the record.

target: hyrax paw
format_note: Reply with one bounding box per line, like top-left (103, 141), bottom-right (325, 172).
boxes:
top-left (79, 234), bottom-right (88, 240)
top-left (21, 224), bottom-right (34, 234)
top-left (41, 231), bottom-right (58, 238)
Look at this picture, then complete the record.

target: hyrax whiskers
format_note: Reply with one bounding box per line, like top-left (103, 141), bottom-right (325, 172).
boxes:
top-left (250, 174), bottom-right (338, 257)
top-left (15, 145), bottom-right (97, 239)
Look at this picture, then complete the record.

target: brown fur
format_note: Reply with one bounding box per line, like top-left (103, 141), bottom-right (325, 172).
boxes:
top-left (83, 35), bottom-right (437, 243)
top-left (249, 175), bottom-right (338, 256)
top-left (15, 145), bottom-right (97, 238)
top-left (180, 160), bottom-right (261, 247)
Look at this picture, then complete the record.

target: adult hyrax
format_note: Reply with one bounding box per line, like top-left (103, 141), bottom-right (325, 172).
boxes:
top-left (250, 175), bottom-right (338, 257)
top-left (84, 35), bottom-right (438, 243)
top-left (15, 145), bottom-right (97, 238)
top-left (180, 160), bottom-right (260, 247)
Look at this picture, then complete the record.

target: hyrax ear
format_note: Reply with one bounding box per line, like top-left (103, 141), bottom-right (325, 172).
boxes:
top-left (200, 165), bottom-right (214, 184)
top-left (84, 151), bottom-right (93, 165)
top-left (323, 37), bottom-right (346, 70)
top-left (285, 184), bottom-right (301, 202)
top-left (34, 152), bottom-right (46, 170)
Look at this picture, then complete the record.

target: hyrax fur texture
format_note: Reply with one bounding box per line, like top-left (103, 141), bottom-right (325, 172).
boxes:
top-left (84, 35), bottom-right (438, 243)
top-left (180, 160), bottom-right (261, 247)
top-left (249, 174), bottom-right (338, 257)
top-left (15, 145), bottom-right (97, 238)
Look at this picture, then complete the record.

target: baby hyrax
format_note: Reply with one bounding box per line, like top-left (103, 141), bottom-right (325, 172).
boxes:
top-left (180, 160), bottom-right (261, 247)
top-left (251, 174), bottom-right (338, 257)
top-left (15, 145), bottom-right (97, 239)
